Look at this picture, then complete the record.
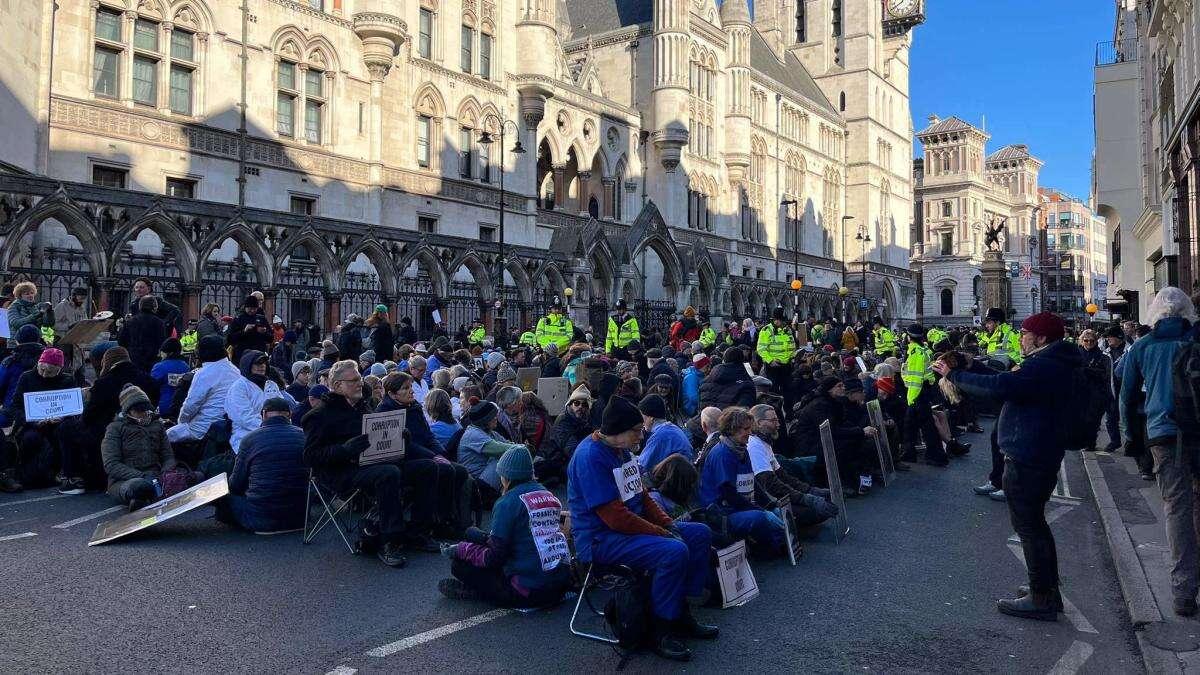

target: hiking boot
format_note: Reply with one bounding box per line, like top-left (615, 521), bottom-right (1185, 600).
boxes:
top-left (1174, 598), bottom-right (1198, 617)
top-left (1018, 585), bottom-right (1064, 613)
top-left (988, 489), bottom-right (1006, 501)
top-left (947, 440), bottom-right (971, 456)
top-left (973, 481), bottom-right (999, 495)
top-left (650, 617), bottom-right (691, 662)
top-left (967, 423), bottom-right (985, 434)
top-left (405, 533), bottom-right (442, 553)
top-left (997, 592), bottom-right (1058, 621)
top-left (377, 541), bottom-right (409, 568)
top-left (0, 471), bottom-right (23, 494)
top-left (438, 578), bottom-right (478, 601)
top-left (673, 607), bottom-right (719, 640)
top-left (58, 477), bottom-right (85, 495)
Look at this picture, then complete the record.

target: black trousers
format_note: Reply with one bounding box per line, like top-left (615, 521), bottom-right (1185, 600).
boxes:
top-left (334, 464), bottom-right (407, 541)
top-left (450, 558), bottom-right (566, 608)
top-left (6, 426), bottom-right (60, 487)
top-left (903, 388), bottom-right (945, 461)
top-left (1003, 457), bottom-right (1060, 593)
top-left (399, 458), bottom-right (439, 533)
top-left (988, 426), bottom-right (1003, 490)
top-left (765, 363), bottom-right (793, 409)
top-left (59, 419), bottom-right (106, 488)
top-left (431, 461), bottom-right (471, 526)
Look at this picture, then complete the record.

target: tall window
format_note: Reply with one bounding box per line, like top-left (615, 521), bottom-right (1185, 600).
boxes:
top-left (130, 18), bottom-right (158, 106)
top-left (419, 8), bottom-right (434, 59)
top-left (168, 29), bottom-right (196, 114)
top-left (277, 61), bottom-right (297, 136)
top-left (417, 115), bottom-right (431, 167)
top-left (832, 0), bottom-right (842, 38)
top-left (304, 68), bottom-right (325, 143)
top-left (460, 24), bottom-right (473, 72)
top-left (94, 7), bottom-right (122, 98)
top-left (478, 136), bottom-right (491, 183)
top-left (940, 232), bottom-right (953, 255)
top-left (940, 288), bottom-right (953, 315)
top-left (941, 201), bottom-right (952, 217)
top-left (479, 31), bottom-right (492, 79)
top-left (459, 127), bottom-right (473, 178)
top-left (795, 1), bottom-right (805, 43)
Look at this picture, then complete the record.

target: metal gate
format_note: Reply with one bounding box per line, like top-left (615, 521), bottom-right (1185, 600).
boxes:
top-left (7, 245), bottom-right (94, 312)
top-left (636, 299), bottom-right (675, 347)
top-left (342, 270), bottom-right (384, 324)
top-left (444, 281), bottom-right (483, 336)
top-left (395, 275), bottom-right (437, 340)
top-left (277, 262), bottom-right (327, 330)
top-left (111, 250), bottom-right (183, 317)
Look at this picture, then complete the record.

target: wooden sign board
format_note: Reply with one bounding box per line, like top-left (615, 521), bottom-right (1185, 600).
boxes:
top-left (59, 318), bottom-right (113, 347)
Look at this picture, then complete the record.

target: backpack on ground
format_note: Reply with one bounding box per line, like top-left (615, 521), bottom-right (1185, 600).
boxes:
top-left (603, 576), bottom-right (652, 654)
top-left (1061, 365), bottom-right (1095, 450)
top-left (1172, 337), bottom-right (1200, 440)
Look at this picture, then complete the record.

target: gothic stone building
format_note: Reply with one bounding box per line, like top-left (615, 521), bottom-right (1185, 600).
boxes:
top-left (0, 0), bottom-right (923, 339)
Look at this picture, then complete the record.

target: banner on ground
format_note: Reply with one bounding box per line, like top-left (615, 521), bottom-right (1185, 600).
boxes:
top-left (779, 502), bottom-right (805, 566)
top-left (89, 473), bottom-right (230, 546)
top-left (716, 540), bottom-right (759, 608)
top-left (359, 408), bottom-right (406, 465)
top-left (819, 420), bottom-right (850, 543)
top-left (24, 388), bottom-right (84, 421)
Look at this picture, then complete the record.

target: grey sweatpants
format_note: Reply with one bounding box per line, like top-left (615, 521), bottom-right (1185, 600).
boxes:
top-left (1151, 442), bottom-right (1200, 603)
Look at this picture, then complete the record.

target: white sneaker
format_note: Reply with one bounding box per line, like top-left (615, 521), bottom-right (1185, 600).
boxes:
top-left (988, 489), bottom-right (1006, 501)
top-left (973, 482), bottom-right (997, 495)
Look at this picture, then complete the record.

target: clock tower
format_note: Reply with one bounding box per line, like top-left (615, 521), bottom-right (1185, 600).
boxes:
top-left (786, 0), bottom-right (925, 322)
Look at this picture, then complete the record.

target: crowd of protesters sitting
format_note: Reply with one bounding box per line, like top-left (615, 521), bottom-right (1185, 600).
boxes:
top-left (3, 276), bottom-right (1158, 658)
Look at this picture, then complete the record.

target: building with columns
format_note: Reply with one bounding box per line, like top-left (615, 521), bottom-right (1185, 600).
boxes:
top-left (910, 115), bottom-right (1044, 326)
top-left (0, 0), bottom-right (923, 341)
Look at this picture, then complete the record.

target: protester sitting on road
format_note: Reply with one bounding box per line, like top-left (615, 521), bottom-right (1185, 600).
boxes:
top-left (747, 404), bottom-right (837, 528)
top-left (408, 356), bottom-right (430, 403)
top-left (637, 394), bottom-right (693, 471)
top-left (150, 338), bottom-right (190, 417)
top-left (437, 445), bottom-right (572, 607)
top-left (425, 389), bottom-right (462, 448)
top-left (286, 361), bottom-right (311, 402)
top-left (681, 353), bottom-right (709, 418)
top-left (791, 376), bottom-right (877, 495)
top-left (0, 325), bottom-right (47, 430)
top-left (647, 454), bottom-right (700, 520)
top-left (459, 401), bottom-right (525, 507)
top-left (169, 335), bottom-right (239, 444)
top-left (698, 347), bottom-right (756, 410)
top-left (692, 406), bottom-right (724, 466)
top-left (226, 349), bottom-right (294, 454)
top-left (2, 347), bottom-right (75, 492)
top-left (292, 384), bottom-right (327, 426)
top-left (566, 395), bottom-right (718, 662)
top-left (216, 397), bottom-right (308, 534)
top-left (699, 407), bottom-right (787, 555)
top-left (101, 384), bottom-right (176, 511)
top-left (302, 360), bottom-right (409, 568)
top-left (537, 384), bottom-right (594, 486)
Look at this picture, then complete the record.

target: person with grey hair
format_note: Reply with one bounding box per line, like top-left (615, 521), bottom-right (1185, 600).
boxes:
top-left (1119, 287), bottom-right (1200, 616)
top-left (408, 355), bottom-right (429, 403)
top-left (494, 385), bottom-right (522, 440)
top-left (747, 403), bottom-right (837, 528)
top-left (540, 342), bottom-right (563, 378)
top-left (459, 401), bottom-right (526, 506)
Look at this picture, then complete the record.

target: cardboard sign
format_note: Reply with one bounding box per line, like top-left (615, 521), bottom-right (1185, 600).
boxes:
top-left (537, 377), bottom-right (570, 411)
top-left (612, 459), bottom-right (643, 502)
top-left (89, 473), bottom-right (230, 546)
top-left (866, 399), bottom-right (896, 486)
top-left (359, 408), bottom-right (406, 465)
top-left (0, 308), bottom-right (8, 339)
top-left (60, 317), bottom-right (113, 347)
top-left (516, 367), bottom-right (541, 393)
top-left (856, 356), bottom-right (867, 373)
top-left (716, 540), bottom-right (759, 608)
top-left (574, 362), bottom-right (600, 390)
top-left (473, 357), bottom-right (485, 371)
top-left (432, 309), bottom-right (443, 325)
top-left (23, 388), bottom-right (84, 421)
top-left (779, 503), bottom-right (805, 566)
top-left (819, 420), bottom-right (850, 543)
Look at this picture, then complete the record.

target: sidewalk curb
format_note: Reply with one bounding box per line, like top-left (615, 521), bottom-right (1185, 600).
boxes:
top-left (1081, 453), bottom-right (1184, 674)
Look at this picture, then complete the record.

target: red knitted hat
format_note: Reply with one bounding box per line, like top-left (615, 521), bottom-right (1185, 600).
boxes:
top-left (1020, 312), bottom-right (1065, 342)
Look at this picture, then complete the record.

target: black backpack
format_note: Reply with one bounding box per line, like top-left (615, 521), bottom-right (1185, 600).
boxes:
top-left (1061, 364), bottom-right (1095, 451)
top-left (603, 577), bottom-right (652, 654)
top-left (1172, 337), bottom-right (1200, 440)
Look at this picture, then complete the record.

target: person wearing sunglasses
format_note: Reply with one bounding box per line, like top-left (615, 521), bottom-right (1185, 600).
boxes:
top-left (1075, 329), bottom-right (1112, 453)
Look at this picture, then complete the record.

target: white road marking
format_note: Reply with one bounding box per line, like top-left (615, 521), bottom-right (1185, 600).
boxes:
top-left (0, 494), bottom-right (69, 508)
top-left (0, 531), bottom-right (37, 542)
top-left (1007, 543), bottom-right (1097, 634)
top-left (324, 667), bottom-right (357, 675)
top-left (1046, 640), bottom-right (1094, 674)
top-left (366, 609), bottom-right (512, 657)
top-left (51, 506), bottom-right (124, 530)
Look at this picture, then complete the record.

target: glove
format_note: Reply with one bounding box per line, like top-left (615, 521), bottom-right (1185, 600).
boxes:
top-left (440, 542), bottom-right (459, 559)
top-left (802, 492), bottom-right (839, 518)
top-left (402, 428), bottom-right (412, 442)
top-left (343, 434), bottom-right (371, 457)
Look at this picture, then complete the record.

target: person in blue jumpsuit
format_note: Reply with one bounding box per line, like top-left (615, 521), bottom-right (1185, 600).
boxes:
top-left (699, 407), bottom-right (787, 553)
top-left (566, 395), bottom-right (718, 662)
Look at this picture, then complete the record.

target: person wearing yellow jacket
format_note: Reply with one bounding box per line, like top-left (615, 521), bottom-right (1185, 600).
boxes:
top-left (899, 324), bottom-right (948, 467)
top-left (871, 317), bottom-right (896, 357)
top-left (467, 319), bottom-right (486, 348)
top-left (926, 326), bottom-right (949, 349)
top-left (978, 307), bottom-right (1023, 365)
top-left (535, 296), bottom-right (573, 352)
top-left (605, 298), bottom-right (640, 358)
top-left (757, 307), bottom-right (796, 398)
top-left (698, 319), bottom-right (716, 350)
top-left (519, 330), bottom-right (536, 347)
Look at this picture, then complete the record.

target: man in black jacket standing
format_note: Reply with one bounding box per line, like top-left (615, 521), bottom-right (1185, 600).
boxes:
top-left (302, 359), bottom-right (408, 567)
top-left (118, 296), bottom-right (167, 373)
top-left (935, 312), bottom-right (1080, 621)
top-left (227, 295), bottom-right (272, 362)
top-left (127, 277), bottom-right (183, 336)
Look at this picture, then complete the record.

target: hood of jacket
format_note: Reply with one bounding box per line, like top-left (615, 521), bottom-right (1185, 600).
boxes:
top-left (1151, 316), bottom-right (1192, 340)
top-left (4, 343), bottom-right (45, 370)
top-left (239, 349), bottom-right (268, 387)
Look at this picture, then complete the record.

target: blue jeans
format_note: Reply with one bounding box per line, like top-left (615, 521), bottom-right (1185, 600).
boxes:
top-left (728, 509), bottom-right (786, 549)
top-left (591, 521), bottom-right (712, 620)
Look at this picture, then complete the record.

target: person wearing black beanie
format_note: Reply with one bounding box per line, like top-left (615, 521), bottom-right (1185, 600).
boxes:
top-left (151, 336), bottom-right (190, 417)
top-left (567, 395), bottom-right (719, 662)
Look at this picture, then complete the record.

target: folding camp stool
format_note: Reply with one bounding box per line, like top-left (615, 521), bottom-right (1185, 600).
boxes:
top-left (568, 561), bottom-right (639, 644)
top-left (302, 469), bottom-right (363, 554)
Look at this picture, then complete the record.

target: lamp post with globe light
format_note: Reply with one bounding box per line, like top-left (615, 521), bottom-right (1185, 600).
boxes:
top-left (477, 117), bottom-right (526, 339)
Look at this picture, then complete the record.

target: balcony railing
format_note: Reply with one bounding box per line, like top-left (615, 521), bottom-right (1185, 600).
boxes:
top-left (1096, 39), bottom-right (1138, 66)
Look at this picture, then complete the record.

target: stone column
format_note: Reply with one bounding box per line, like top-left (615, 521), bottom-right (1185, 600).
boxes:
top-left (261, 288), bottom-right (279, 322)
top-left (577, 171), bottom-right (592, 216)
top-left (552, 164), bottom-right (567, 210)
top-left (180, 283), bottom-right (204, 322)
top-left (980, 250), bottom-right (1011, 319)
top-left (601, 178), bottom-right (616, 219)
top-left (95, 277), bottom-right (117, 314)
top-left (324, 293), bottom-right (342, 334)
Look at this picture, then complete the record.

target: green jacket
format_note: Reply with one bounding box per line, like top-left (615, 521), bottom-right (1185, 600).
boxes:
top-left (468, 326), bottom-right (486, 346)
top-left (902, 341), bottom-right (934, 405)
top-left (978, 322), bottom-right (1023, 364)
top-left (699, 327), bottom-right (716, 348)
top-left (756, 324), bottom-right (795, 366)
top-left (535, 313), bottom-right (573, 351)
top-left (872, 326), bottom-right (896, 355)
top-left (101, 415), bottom-right (176, 488)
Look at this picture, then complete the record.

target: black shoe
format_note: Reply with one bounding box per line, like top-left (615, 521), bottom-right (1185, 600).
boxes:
top-left (405, 534), bottom-right (442, 553)
top-left (128, 499), bottom-right (148, 513)
top-left (1174, 598), bottom-right (1198, 617)
top-left (377, 541), bottom-right (409, 568)
top-left (0, 471), bottom-right (23, 494)
top-left (997, 593), bottom-right (1058, 621)
top-left (1103, 442), bottom-right (1121, 452)
top-left (900, 447), bottom-right (919, 463)
top-left (673, 607), bottom-right (719, 640)
top-left (967, 423), bottom-right (985, 434)
top-left (651, 618), bottom-right (691, 662)
top-left (947, 441), bottom-right (971, 456)
top-left (1017, 585), bottom-right (1064, 613)
top-left (438, 578), bottom-right (478, 600)
top-left (58, 477), bottom-right (85, 495)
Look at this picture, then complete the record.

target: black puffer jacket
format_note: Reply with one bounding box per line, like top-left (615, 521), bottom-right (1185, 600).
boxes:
top-left (541, 410), bottom-right (594, 468)
top-left (301, 392), bottom-right (369, 484)
top-left (790, 391), bottom-right (864, 457)
top-left (698, 362), bottom-right (756, 410)
top-left (85, 360), bottom-right (159, 430)
top-left (118, 310), bottom-right (168, 374)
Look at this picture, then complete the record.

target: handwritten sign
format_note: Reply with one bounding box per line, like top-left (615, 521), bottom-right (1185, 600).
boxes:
top-left (537, 377), bottom-right (570, 412)
top-left (518, 490), bottom-right (570, 571)
top-left (612, 459), bottom-right (643, 503)
top-left (0, 308), bottom-right (9, 339)
top-left (516, 367), bottom-right (541, 393)
top-left (358, 408), bottom-right (406, 465)
top-left (716, 540), bottom-right (759, 608)
top-left (24, 388), bottom-right (84, 421)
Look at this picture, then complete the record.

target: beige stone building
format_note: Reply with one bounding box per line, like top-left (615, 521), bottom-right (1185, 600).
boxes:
top-left (0, 0), bottom-right (923, 339)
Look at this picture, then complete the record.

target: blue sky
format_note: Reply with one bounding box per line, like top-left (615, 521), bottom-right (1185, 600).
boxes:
top-left (909, 0), bottom-right (1114, 199)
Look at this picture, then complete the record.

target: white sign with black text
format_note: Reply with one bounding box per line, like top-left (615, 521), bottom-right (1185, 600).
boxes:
top-left (717, 540), bottom-right (759, 608)
top-left (358, 408), bottom-right (406, 465)
top-left (23, 388), bottom-right (84, 421)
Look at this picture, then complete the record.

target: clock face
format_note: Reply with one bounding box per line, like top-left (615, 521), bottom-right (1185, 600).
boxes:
top-left (887, 0), bottom-right (918, 17)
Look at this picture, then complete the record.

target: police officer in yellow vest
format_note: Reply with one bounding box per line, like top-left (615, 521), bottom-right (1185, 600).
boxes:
top-left (698, 318), bottom-right (716, 350)
top-left (978, 307), bottom-right (1023, 365)
top-left (757, 307), bottom-right (796, 398)
top-left (535, 296), bottom-right (574, 352)
top-left (467, 318), bottom-right (486, 348)
top-left (180, 319), bottom-right (199, 359)
top-left (926, 326), bottom-right (949, 349)
top-left (605, 298), bottom-right (640, 358)
top-left (519, 330), bottom-right (536, 347)
top-left (871, 316), bottom-right (897, 357)
top-left (900, 324), bottom-right (949, 467)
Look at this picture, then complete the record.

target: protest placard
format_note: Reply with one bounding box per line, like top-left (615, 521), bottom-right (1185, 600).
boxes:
top-left (89, 473), bottom-right (230, 546)
top-left (432, 309), bottom-right (443, 325)
top-left (537, 377), bottom-right (570, 412)
top-left (716, 540), bottom-right (759, 608)
top-left (516, 367), bottom-right (541, 392)
top-left (23, 388), bottom-right (84, 421)
top-left (60, 318), bottom-right (112, 346)
top-left (358, 408), bottom-right (406, 465)
top-left (867, 399), bottom-right (896, 486)
top-left (779, 502), bottom-right (805, 566)
top-left (819, 420), bottom-right (850, 543)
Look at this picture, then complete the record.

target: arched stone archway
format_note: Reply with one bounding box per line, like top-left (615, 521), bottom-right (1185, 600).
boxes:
top-left (199, 237), bottom-right (260, 321)
top-left (4, 216), bottom-right (98, 311)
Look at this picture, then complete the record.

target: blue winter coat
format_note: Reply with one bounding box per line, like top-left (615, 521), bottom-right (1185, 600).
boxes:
top-left (0, 344), bottom-right (45, 427)
top-left (637, 421), bottom-right (694, 472)
top-left (226, 416), bottom-right (309, 532)
top-left (947, 338), bottom-right (1082, 469)
top-left (681, 366), bottom-right (702, 417)
top-left (1119, 316), bottom-right (1193, 444)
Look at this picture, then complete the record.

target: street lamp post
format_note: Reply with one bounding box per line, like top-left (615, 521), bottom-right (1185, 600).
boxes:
top-left (478, 118), bottom-right (526, 341)
top-left (840, 215), bottom-right (855, 288)
top-left (855, 223), bottom-right (871, 310)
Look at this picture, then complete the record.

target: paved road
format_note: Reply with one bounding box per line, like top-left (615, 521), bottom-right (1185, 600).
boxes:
top-left (0, 420), bottom-right (1142, 674)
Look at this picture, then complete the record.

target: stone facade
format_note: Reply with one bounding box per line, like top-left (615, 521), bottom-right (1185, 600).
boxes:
top-left (0, 0), bottom-right (922, 340)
